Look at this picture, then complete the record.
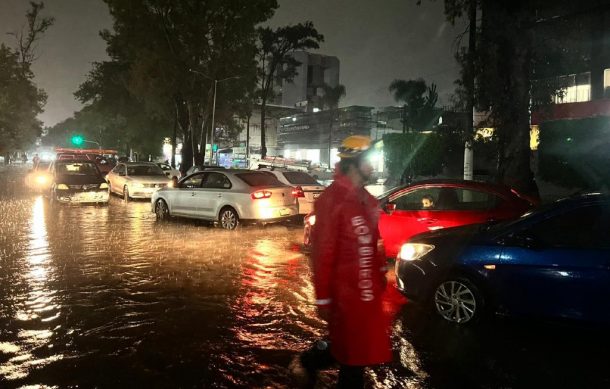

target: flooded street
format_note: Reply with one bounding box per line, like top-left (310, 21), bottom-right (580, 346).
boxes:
top-left (1, 168), bottom-right (609, 388)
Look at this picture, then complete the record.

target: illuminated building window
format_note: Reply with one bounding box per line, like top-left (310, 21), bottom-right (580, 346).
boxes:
top-left (553, 72), bottom-right (591, 104)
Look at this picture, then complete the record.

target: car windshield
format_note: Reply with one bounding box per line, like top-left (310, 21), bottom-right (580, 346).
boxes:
top-left (56, 162), bottom-right (99, 176)
top-left (236, 172), bottom-right (283, 187)
top-left (127, 164), bottom-right (165, 176)
top-left (282, 171), bottom-right (319, 185)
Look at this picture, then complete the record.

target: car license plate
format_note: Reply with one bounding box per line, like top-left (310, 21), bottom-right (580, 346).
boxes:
top-left (280, 209), bottom-right (291, 216)
top-left (313, 192), bottom-right (321, 199)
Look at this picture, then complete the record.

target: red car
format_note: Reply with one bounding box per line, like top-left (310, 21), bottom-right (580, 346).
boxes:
top-left (303, 179), bottom-right (538, 258)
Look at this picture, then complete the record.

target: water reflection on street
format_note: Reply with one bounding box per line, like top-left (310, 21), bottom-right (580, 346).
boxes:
top-left (0, 179), bottom-right (608, 388)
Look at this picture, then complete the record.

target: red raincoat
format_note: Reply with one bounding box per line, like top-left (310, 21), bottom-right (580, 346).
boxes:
top-left (311, 173), bottom-right (392, 366)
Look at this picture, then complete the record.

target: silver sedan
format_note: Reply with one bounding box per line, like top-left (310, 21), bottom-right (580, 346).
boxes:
top-left (151, 169), bottom-right (298, 229)
top-left (106, 162), bottom-right (173, 201)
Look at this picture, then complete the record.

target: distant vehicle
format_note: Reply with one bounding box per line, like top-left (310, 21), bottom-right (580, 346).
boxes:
top-left (156, 162), bottom-right (181, 180)
top-left (303, 179), bottom-right (537, 258)
top-left (257, 169), bottom-right (324, 215)
top-left (152, 169), bottom-right (298, 230)
top-left (54, 148), bottom-right (118, 174)
top-left (106, 162), bottom-right (173, 201)
top-left (47, 159), bottom-right (109, 204)
top-left (395, 193), bottom-right (610, 325)
top-left (24, 161), bottom-right (52, 192)
top-left (185, 165), bottom-right (226, 176)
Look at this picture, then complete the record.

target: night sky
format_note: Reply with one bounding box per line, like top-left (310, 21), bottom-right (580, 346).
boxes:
top-left (0, 0), bottom-right (465, 127)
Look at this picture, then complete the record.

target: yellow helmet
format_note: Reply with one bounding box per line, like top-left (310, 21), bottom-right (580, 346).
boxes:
top-left (337, 135), bottom-right (372, 159)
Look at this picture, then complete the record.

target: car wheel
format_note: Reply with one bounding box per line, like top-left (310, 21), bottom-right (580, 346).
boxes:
top-left (123, 186), bottom-right (130, 201)
top-left (433, 277), bottom-right (484, 324)
top-left (155, 199), bottom-right (170, 221)
top-left (219, 207), bottom-right (239, 230)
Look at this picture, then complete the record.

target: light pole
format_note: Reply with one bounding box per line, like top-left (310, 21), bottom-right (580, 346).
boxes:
top-left (83, 140), bottom-right (101, 149)
top-left (189, 70), bottom-right (239, 165)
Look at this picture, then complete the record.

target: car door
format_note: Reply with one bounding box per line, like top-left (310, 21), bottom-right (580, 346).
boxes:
top-left (379, 186), bottom-right (446, 258)
top-left (199, 172), bottom-right (232, 219)
top-left (430, 187), bottom-right (498, 228)
top-left (494, 205), bottom-right (610, 322)
top-left (108, 164), bottom-right (123, 194)
top-left (173, 173), bottom-right (206, 216)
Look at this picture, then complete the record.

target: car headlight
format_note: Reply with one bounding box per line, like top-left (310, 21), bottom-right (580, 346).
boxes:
top-left (167, 181), bottom-right (174, 188)
top-left (399, 243), bottom-right (435, 261)
top-left (56, 184), bottom-right (69, 190)
top-left (35, 175), bottom-right (49, 185)
top-left (99, 183), bottom-right (109, 189)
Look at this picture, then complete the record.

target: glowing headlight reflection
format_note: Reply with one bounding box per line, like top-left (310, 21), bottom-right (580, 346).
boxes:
top-left (398, 243), bottom-right (435, 261)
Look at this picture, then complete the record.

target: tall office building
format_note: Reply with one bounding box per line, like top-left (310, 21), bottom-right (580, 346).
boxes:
top-left (274, 51), bottom-right (340, 111)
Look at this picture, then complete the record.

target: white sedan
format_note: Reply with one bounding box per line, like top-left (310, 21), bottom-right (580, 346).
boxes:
top-left (258, 169), bottom-right (325, 215)
top-left (156, 162), bottom-right (181, 180)
top-left (106, 162), bottom-right (173, 200)
top-left (151, 169), bottom-right (298, 229)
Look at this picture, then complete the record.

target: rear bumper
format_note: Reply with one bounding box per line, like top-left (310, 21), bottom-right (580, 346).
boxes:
top-left (240, 204), bottom-right (299, 220)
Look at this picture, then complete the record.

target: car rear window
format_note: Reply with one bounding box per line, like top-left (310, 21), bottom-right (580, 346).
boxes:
top-left (282, 171), bottom-right (319, 185)
top-left (236, 172), bottom-right (283, 187)
top-left (127, 164), bottom-right (165, 176)
top-left (56, 162), bottom-right (100, 176)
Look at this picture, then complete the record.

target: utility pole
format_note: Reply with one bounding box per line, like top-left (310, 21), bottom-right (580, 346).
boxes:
top-left (464, 0), bottom-right (477, 181)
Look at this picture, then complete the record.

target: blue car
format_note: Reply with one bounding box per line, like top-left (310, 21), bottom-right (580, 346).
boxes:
top-left (395, 193), bottom-right (610, 324)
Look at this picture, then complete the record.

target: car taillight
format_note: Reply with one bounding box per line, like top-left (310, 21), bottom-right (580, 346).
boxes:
top-left (292, 186), bottom-right (305, 198)
top-left (251, 190), bottom-right (272, 200)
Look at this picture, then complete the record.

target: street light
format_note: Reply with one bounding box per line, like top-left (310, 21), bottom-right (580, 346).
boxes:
top-left (189, 69), bottom-right (240, 165)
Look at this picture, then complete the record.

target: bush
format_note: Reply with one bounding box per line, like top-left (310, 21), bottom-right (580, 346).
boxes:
top-left (538, 117), bottom-right (610, 189)
top-left (382, 132), bottom-right (461, 181)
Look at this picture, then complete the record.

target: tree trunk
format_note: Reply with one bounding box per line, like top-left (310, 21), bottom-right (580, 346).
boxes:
top-left (260, 99), bottom-right (267, 159)
top-left (494, 4), bottom-right (539, 199)
top-left (246, 113), bottom-right (251, 163)
top-left (171, 110), bottom-right (177, 168)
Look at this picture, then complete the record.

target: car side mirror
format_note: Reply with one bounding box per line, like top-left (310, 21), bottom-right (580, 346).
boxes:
top-left (384, 202), bottom-right (396, 215)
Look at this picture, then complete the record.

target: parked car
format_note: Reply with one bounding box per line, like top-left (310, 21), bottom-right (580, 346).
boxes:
top-left (185, 164), bottom-right (226, 176)
top-left (395, 193), bottom-right (610, 325)
top-left (156, 162), bottom-right (181, 180)
top-left (258, 169), bottom-right (325, 215)
top-left (24, 161), bottom-right (52, 192)
top-left (106, 162), bottom-right (173, 201)
top-left (47, 159), bottom-right (109, 204)
top-left (303, 179), bottom-right (537, 258)
top-left (152, 169), bottom-right (298, 229)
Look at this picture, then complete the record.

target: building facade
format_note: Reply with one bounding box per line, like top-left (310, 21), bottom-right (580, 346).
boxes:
top-left (278, 106), bottom-right (374, 167)
top-left (274, 51), bottom-right (340, 111)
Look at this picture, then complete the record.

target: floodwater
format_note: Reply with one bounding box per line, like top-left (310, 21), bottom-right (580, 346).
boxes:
top-left (0, 167), bottom-right (608, 388)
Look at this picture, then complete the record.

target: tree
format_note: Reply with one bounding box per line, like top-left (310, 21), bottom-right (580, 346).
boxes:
top-left (8, 1), bottom-right (55, 69)
top-left (389, 79), bottom-right (439, 133)
top-left (77, 0), bottom-right (275, 173)
top-left (256, 22), bottom-right (324, 158)
top-left (438, 0), bottom-right (606, 196)
top-left (320, 83), bottom-right (346, 165)
top-left (0, 2), bottom-right (53, 159)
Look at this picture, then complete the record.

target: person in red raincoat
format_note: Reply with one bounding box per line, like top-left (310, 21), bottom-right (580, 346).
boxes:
top-left (311, 135), bottom-right (392, 388)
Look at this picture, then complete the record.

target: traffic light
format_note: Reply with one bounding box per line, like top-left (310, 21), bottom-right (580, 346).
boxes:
top-left (71, 135), bottom-right (84, 146)
top-left (212, 144), bottom-right (218, 152)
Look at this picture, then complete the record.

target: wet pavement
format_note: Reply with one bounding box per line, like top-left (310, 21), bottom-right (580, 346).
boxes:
top-left (1, 167), bottom-right (609, 388)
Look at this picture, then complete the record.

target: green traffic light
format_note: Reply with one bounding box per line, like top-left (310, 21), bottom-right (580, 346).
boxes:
top-left (71, 135), bottom-right (84, 146)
